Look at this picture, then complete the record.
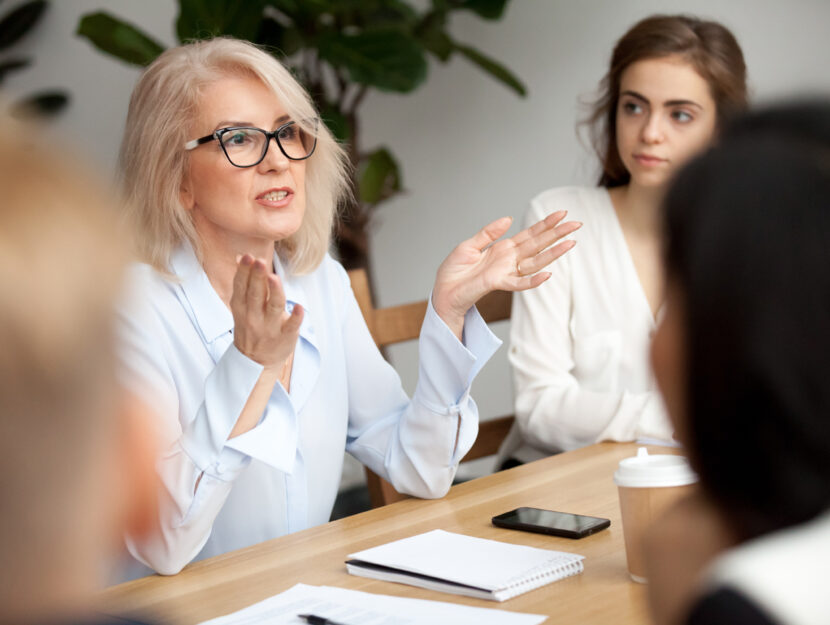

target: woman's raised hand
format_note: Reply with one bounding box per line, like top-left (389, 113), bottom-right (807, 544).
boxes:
top-left (431, 210), bottom-right (581, 339)
top-left (230, 254), bottom-right (303, 372)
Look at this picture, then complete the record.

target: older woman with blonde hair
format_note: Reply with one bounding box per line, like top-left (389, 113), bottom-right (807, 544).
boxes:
top-left (117, 37), bottom-right (579, 577)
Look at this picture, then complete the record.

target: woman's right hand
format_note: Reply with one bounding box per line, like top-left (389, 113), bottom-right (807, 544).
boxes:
top-left (230, 254), bottom-right (303, 373)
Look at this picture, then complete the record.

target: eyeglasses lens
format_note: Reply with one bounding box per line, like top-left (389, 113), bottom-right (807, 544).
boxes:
top-left (219, 123), bottom-right (316, 167)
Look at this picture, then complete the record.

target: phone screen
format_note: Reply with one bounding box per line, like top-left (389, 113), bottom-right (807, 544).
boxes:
top-left (492, 507), bottom-right (610, 538)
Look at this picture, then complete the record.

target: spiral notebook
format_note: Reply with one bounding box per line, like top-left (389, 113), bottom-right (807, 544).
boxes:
top-left (345, 529), bottom-right (584, 602)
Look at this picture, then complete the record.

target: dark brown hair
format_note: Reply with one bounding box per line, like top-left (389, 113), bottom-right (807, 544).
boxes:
top-left (662, 101), bottom-right (830, 540)
top-left (585, 14), bottom-right (748, 188)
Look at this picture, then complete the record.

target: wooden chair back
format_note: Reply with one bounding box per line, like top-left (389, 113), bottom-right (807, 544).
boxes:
top-left (348, 268), bottom-right (515, 507)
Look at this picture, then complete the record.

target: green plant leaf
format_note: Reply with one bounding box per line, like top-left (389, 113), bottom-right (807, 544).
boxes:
top-left (319, 103), bottom-right (351, 143)
top-left (0, 0), bottom-right (46, 51)
top-left (256, 16), bottom-right (302, 56)
top-left (422, 28), bottom-right (452, 61)
top-left (453, 42), bottom-right (526, 96)
top-left (0, 57), bottom-right (30, 85)
top-left (318, 29), bottom-right (427, 93)
top-left (359, 147), bottom-right (402, 205)
top-left (177, 0), bottom-right (268, 42)
top-left (77, 12), bottom-right (165, 67)
top-left (348, 0), bottom-right (418, 29)
top-left (11, 90), bottom-right (68, 118)
top-left (456, 0), bottom-right (509, 20)
top-left (265, 0), bottom-right (301, 14)
top-left (415, 9), bottom-right (452, 62)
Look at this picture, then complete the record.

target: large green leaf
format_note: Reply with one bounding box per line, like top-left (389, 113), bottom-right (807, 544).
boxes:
top-left (318, 103), bottom-right (351, 143)
top-left (0, 0), bottom-right (46, 51)
top-left (454, 42), bottom-right (526, 97)
top-left (177, 0), bottom-right (267, 42)
top-left (77, 12), bottom-right (165, 67)
top-left (0, 57), bottom-right (30, 85)
top-left (347, 0), bottom-right (418, 30)
top-left (415, 9), bottom-right (452, 62)
top-left (256, 16), bottom-right (303, 56)
top-left (265, 0), bottom-right (302, 14)
top-left (359, 147), bottom-right (402, 205)
top-left (456, 0), bottom-right (509, 20)
top-left (266, 0), bottom-right (331, 16)
top-left (11, 90), bottom-right (68, 118)
top-left (318, 29), bottom-right (427, 93)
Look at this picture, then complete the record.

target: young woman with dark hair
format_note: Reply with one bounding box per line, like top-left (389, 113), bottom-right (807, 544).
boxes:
top-left (646, 100), bottom-right (830, 625)
top-left (502, 15), bottom-right (748, 464)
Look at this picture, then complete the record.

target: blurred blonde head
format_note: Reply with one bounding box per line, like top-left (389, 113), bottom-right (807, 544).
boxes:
top-left (0, 116), bottom-right (153, 622)
top-left (119, 37), bottom-right (350, 275)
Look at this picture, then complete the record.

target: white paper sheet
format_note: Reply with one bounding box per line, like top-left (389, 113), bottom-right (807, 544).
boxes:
top-left (197, 583), bottom-right (546, 625)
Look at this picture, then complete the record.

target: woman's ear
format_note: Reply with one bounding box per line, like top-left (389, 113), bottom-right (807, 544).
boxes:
top-left (180, 175), bottom-right (195, 211)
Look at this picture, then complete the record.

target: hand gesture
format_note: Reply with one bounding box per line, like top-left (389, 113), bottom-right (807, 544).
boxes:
top-left (230, 254), bottom-right (303, 373)
top-left (432, 210), bottom-right (580, 338)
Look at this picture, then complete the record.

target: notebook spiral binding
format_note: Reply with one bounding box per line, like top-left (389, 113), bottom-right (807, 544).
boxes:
top-left (500, 558), bottom-right (584, 600)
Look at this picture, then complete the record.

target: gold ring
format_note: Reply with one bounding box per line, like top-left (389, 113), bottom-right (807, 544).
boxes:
top-left (516, 259), bottom-right (522, 275)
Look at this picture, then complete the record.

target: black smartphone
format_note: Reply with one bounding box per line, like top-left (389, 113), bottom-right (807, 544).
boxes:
top-left (492, 507), bottom-right (611, 539)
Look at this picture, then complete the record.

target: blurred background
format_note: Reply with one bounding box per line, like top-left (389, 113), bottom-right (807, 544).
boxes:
top-left (5, 0), bottom-right (829, 495)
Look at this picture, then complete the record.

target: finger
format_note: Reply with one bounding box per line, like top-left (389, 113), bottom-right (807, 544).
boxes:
top-left (516, 218), bottom-right (581, 258)
top-left (231, 254), bottom-right (255, 314)
top-left (527, 271), bottom-right (552, 289)
top-left (466, 216), bottom-right (513, 251)
top-left (246, 259), bottom-right (269, 315)
top-left (282, 303), bottom-right (304, 337)
top-left (518, 240), bottom-right (577, 275)
top-left (265, 273), bottom-right (287, 317)
top-left (502, 271), bottom-right (552, 292)
top-left (510, 210), bottom-right (568, 246)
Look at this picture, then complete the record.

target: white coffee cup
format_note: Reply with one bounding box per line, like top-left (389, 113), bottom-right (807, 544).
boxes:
top-left (613, 447), bottom-right (698, 583)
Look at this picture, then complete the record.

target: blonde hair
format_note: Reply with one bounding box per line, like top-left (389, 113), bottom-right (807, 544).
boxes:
top-left (0, 116), bottom-right (126, 616)
top-left (119, 38), bottom-right (350, 274)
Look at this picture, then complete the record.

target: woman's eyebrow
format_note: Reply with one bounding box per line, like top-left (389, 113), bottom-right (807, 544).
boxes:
top-left (211, 114), bottom-right (291, 131)
top-left (213, 120), bottom-right (253, 130)
top-left (621, 90), bottom-right (649, 104)
top-left (621, 90), bottom-right (702, 110)
top-left (663, 99), bottom-right (702, 109)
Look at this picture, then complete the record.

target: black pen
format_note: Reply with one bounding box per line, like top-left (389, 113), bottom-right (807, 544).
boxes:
top-left (298, 614), bottom-right (350, 625)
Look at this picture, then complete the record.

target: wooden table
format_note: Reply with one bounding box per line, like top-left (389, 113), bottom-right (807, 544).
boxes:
top-left (101, 442), bottom-right (669, 624)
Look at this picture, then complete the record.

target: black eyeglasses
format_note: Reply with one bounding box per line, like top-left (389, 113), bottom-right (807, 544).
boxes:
top-left (184, 119), bottom-right (317, 167)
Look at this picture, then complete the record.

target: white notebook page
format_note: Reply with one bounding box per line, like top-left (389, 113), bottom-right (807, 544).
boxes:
top-left (347, 529), bottom-right (583, 591)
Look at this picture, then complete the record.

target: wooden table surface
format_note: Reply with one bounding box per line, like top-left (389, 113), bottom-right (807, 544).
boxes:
top-left (101, 442), bottom-right (671, 624)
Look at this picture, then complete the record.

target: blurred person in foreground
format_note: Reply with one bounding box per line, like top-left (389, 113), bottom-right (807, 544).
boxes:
top-left (0, 117), bottom-right (158, 624)
top-left (646, 101), bottom-right (830, 625)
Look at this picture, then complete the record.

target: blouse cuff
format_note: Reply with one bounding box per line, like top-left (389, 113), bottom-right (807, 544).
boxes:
top-left (414, 294), bottom-right (501, 407)
top-left (224, 386), bottom-right (299, 474)
top-left (179, 344), bottom-right (263, 474)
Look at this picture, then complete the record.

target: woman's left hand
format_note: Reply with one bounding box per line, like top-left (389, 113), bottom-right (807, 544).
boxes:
top-left (432, 210), bottom-right (581, 339)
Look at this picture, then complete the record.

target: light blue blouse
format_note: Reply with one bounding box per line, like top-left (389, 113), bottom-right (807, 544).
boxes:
top-left (117, 244), bottom-right (501, 577)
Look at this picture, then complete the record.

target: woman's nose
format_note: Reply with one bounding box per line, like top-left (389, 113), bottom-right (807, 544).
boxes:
top-left (641, 113), bottom-right (665, 144)
top-left (257, 137), bottom-right (290, 173)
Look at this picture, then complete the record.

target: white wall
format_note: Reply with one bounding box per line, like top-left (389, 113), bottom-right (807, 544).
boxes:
top-left (7, 0), bottom-right (830, 486)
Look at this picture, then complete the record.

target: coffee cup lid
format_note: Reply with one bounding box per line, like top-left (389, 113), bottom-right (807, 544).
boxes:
top-left (613, 447), bottom-right (698, 488)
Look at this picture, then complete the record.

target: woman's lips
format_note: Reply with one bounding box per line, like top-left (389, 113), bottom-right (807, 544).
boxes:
top-left (256, 188), bottom-right (293, 208)
top-left (633, 154), bottom-right (667, 167)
